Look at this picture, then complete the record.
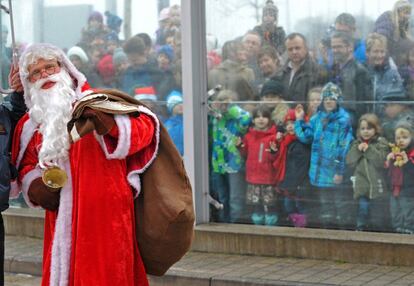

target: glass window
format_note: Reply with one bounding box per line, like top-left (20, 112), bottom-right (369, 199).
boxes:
top-left (206, 0), bottom-right (414, 235)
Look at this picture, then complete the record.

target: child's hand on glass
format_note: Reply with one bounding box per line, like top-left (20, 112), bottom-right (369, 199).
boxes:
top-left (400, 151), bottom-right (409, 165)
top-left (235, 137), bottom-right (243, 147)
top-left (295, 104), bottom-right (305, 120)
top-left (386, 152), bottom-right (395, 162)
top-left (333, 174), bottom-right (343, 185)
top-left (276, 132), bottom-right (283, 141)
top-left (268, 141), bottom-right (278, 153)
top-left (358, 142), bottom-right (368, 152)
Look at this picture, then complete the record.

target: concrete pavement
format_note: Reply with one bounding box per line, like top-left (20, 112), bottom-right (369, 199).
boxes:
top-left (5, 235), bottom-right (414, 285)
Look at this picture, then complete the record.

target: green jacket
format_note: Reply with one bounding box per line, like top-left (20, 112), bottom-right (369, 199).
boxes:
top-left (346, 136), bottom-right (389, 199)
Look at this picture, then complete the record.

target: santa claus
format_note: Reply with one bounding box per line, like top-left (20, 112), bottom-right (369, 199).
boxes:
top-left (11, 43), bottom-right (159, 286)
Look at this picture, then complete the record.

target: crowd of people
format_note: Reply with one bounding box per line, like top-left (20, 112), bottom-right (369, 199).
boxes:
top-left (207, 0), bottom-right (414, 234)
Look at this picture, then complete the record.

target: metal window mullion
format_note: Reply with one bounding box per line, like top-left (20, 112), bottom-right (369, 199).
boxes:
top-left (181, 0), bottom-right (209, 224)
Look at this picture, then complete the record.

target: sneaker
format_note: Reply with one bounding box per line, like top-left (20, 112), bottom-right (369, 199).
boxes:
top-left (403, 228), bottom-right (414, 235)
top-left (395, 227), bottom-right (405, 233)
top-left (265, 214), bottom-right (278, 226)
top-left (251, 213), bottom-right (265, 225)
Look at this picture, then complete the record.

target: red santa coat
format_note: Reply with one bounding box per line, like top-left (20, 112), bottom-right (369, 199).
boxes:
top-left (11, 106), bottom-right (159, 286)
top-left (239, 125), bottom-right (278, 185)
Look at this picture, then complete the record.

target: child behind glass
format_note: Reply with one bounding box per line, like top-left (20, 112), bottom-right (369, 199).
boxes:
top-left (385, 121), bottom-right (414, 234)
top-left (237, 105), bottom-right (279, 225)
top-left (346, 114), bottom-right (390, 231)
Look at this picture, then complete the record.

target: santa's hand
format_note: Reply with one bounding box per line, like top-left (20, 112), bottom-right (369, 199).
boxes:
top-left (28, 178), bottom-right (60, 211)
top-left (8, 64), bottom-right (23, 92)
top-left (81, 107), bottom-right (115, 135)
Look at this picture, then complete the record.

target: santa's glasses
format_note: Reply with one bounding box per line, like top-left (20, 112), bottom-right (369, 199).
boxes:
top-left (29, 63), bottom-right (60, 81)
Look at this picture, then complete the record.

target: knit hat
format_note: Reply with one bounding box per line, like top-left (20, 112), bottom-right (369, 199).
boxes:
top-left (261, 80), bottom-right (284, 97)
top-left (166, 90), bottom-right (183, 113)
top-left (88, 11), bottom-right (103, 23)
top-left (112, 47), bottom-right (127, 66)
top-left (157, 45), bottom-right (175, 62)
top-left (67, 46), bottom-right (89, 64)
top-left (395, 118), bottom-right (414, 136)
top-left (105, 11), bottom-right (122, 32)
top-left (263, 0), bottom-right (278, 19)
top-left (97, 54), bottom-right (115, 83)
top-left (159, 7), bottom-right (170, 22)
top-left (321, 82), bottom-right (342, 101)
top-left (134, 86), bottom-right (157, 102)
top-left (382, 88), bottom-right (407, 102)
top-left (284, 109), bottom-right (296, 123)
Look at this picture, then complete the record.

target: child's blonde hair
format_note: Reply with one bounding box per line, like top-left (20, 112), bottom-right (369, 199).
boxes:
top-left (307, 86), bottom-right (323, 100)
top-left (358, 113), bottom-right (382, 139)
top-left (216, 89), bottom-right (238, 102)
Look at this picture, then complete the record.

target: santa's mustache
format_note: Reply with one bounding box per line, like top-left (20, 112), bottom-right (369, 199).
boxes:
top-left (32, 72), bottom-right (62, 90)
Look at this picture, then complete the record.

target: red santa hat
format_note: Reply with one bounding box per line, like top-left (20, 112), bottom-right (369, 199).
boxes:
top-left (284, 109), bottom-right (296, 124)
top-left (134, 86), bottom-right (157, 102)
top-left (19, 43), bottom-right (92, 109)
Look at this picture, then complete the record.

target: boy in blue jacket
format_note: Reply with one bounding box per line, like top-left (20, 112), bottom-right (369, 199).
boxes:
top-left (294, 82), bottom-right (353, 228)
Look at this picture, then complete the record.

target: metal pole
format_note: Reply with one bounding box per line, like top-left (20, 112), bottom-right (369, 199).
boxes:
top-left (182, 0), bottom-right (210, 224)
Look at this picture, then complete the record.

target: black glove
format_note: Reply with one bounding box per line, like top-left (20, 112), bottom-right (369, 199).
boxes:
top-left (28, 178), bottom-right (60, 211)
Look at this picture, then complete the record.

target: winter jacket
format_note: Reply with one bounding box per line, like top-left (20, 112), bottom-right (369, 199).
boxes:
top-left (278, 140), bottom-right (311, 193)
top-left (210, 105), bottom-right (251, 174)
top-left (294, 107), bottom-right (353, 187)
top-left (346, 136), bottom-right (389, 199)
top-left (398, 65), bottom-right (414, 100)
top-left (208, 60), bottom-right (256, 101)
top-left (328, 59), bottom-right (372, 116)
top-left (0, 92), bottom-right (26, 212)
top-left (253, 25), bottom-right (286, 55)
top-left (278, 56), bottom-right (324, 104)
top-left (121, 63), bottom-right (173, 100)
top-left (400, 147), bottom-right (414, 198)
top-left (366, 58), bottom-right (404, 113)
top-left (239, 125), bottom-right (278, 185)
top-left (164, 114), bottom-right (183, 156)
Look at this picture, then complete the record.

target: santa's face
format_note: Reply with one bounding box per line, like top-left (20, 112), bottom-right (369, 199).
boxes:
top-left (27, 65), bottom-right (76, 168)
top-left (27, 58), bottom-right (61, 89)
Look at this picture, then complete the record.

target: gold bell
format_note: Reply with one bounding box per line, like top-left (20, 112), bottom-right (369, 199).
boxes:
top-left (42, 166), bottom-right (68, 190)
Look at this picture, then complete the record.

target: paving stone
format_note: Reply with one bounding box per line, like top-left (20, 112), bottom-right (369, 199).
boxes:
top-left (5, 235), bottom-right (414, 286)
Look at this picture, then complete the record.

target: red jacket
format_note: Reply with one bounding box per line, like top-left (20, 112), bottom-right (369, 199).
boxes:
top-left (240, 125), bottom-right (278, 184)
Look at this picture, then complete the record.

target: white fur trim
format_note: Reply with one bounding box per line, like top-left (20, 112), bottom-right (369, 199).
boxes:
top-left (49, 160), bottom-right (73, 286)
top-left (16, 118), bottom-right (38, 168)
top-left (69, 125), bottom-right (81, 143)
top-left (20, 167), bottom-right (42, 208)
top-left (80, 89), bottom-right (93, 98)
top-left (127, 106), bottom-right (160, 198)
top-left (95, 115), bottom-right (131, 160)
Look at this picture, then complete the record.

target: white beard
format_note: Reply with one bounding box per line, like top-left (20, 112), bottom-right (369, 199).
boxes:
top-left (28, 69), bottom-right (76, 169)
